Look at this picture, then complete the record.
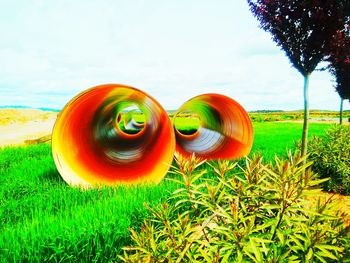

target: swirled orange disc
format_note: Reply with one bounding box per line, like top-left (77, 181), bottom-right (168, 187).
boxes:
top-left (174, 94), bottom-right (253, 160)
top-left (52, 84), bottom-right (175, 187)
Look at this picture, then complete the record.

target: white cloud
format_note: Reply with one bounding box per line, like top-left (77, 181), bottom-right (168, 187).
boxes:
top-left (0, 0), bottom-right (346, 111)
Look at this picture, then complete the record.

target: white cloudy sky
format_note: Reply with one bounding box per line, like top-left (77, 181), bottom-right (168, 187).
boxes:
top-left (0, 0), bottom-right (348, 111)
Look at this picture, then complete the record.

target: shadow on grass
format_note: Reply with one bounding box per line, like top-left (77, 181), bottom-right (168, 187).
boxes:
top-left (39, 167), bottom-right (65, 184)
top-left (176, 128), bottom-right (198, 135)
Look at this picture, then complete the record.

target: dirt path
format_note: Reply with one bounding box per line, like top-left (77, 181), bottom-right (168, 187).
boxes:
top-left (0, 119), bottom-right (55, 147)
top-left (0, 109), bottom-right (57, 147)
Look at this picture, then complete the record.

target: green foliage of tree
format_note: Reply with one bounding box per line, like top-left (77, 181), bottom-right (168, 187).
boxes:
top-left (326, 26), bottom-right (350, 124)
top-left (247, 0), bottom-right (350, 155)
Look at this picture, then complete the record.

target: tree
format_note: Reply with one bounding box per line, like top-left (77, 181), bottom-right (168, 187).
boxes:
top-left (327, 27), bottom-right (350, 124)
top-left (247, 0), bottom-right (350, 155)
top-left (330, 60), bottom-right (350, 124)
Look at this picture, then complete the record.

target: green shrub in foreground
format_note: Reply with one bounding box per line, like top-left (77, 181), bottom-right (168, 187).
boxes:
top-left (308, 125), bottom-right (350, 195)
top-left (120, 153), bottom-right (350, 262)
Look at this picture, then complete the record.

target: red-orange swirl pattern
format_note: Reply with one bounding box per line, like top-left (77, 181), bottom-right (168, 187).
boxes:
top-left (174, 93), bottom-right (253, 160)
top-left (52, 84), bottom-right (175, 187)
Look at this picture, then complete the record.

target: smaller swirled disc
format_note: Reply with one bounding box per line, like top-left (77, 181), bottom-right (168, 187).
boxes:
top-left (52, 84), bottom-right (175, 187)
top-left (174, 93), bottom-right (253, 160)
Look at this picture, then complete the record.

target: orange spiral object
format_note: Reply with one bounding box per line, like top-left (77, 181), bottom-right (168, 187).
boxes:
top-left (52, 84), bottom-right (175, 187)
top-left (174, 93), bottom-right (253, 160)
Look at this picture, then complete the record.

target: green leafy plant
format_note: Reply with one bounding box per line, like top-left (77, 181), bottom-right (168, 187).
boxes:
top-left (308, 125), bottom-right (350, 195)
top-left (120, 153), bottom-right (350, 262)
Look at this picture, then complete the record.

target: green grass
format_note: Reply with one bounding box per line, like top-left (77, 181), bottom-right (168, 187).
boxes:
top-left (251, 122), bottom-right (331, 160)
top-left (0, 122), bottom-right (333, 262)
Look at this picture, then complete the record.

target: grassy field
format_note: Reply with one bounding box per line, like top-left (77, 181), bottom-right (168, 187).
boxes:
top-left (0, 122), bottom-right (334, 262)
top-left (248, 110), bottom-right (350, 122)
top-left (168, 109), bottom-right (350, 122)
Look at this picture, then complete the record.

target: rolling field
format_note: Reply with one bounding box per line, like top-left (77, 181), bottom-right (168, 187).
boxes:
top-left (0, 122), bottom-right (336, 262)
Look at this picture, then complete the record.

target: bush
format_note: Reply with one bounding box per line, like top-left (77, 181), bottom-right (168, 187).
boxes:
top-left (119, 153), bottom-right (350, 262)
top-left (308, 125), bottom-right (350, 195)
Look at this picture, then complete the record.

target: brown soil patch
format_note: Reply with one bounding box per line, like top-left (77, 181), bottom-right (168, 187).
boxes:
top-left (0, 108), bottom-right (57, 147)
top-left (306, 192), bottom-right (350, 227)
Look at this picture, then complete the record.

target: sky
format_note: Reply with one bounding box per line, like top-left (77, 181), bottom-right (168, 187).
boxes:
top-left (0, 0), bottom-right (348, 111)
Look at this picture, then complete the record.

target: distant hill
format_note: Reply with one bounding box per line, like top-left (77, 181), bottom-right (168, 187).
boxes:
top-left (38, 107), bottom-right (61, 112)
top-left (1, 106), bottom-right (348, 114)
top-left (249, 110), bottom-right (284, 113)
top-left (0, 106), bottom-right (60, 112)
top-left (0, 105), bottom-right (31, 109)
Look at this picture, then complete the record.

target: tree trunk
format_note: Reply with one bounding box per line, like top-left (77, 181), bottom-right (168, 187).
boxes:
top-left (301, 73), bottom-right (310, 157)
top-left (340, 98), bottom-right (344, 125)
